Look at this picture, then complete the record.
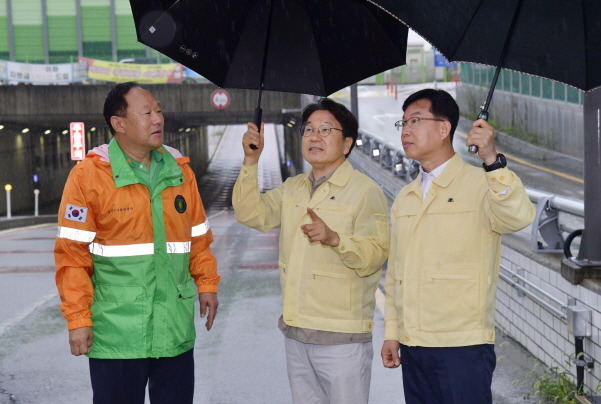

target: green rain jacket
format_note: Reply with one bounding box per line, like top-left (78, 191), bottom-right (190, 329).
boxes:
top-left (55, 139), bottom-right (219, 359)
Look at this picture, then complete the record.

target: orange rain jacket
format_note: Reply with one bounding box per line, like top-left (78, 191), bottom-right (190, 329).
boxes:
top-left (55, 139), bottom-right (219, 359)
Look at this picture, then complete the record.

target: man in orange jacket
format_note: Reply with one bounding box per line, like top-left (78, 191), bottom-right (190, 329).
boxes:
top-left (54, 82), bottom-right (219, 404)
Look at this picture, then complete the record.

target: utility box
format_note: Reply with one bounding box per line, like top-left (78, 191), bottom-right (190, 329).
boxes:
top-left (567, 306), bottom-right (592, 337)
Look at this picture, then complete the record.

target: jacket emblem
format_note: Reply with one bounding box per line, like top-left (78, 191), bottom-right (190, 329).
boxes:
top-left (174, 195), bottom-right (187, 213)
top-left (65, 203), bottom-right (88, 222)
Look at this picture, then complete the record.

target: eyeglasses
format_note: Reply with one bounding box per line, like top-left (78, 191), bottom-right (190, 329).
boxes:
top-left (300, 125), bottom-right (343, 137)
top-left (395, 117), bottom-right (445, 131)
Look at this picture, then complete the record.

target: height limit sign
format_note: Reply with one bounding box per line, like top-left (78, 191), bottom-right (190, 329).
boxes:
top-left (210, 90), bottom-right (230, 109)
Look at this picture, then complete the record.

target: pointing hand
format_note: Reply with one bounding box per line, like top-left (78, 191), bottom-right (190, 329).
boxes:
top-left (300, 207), bottom-right (340, 247)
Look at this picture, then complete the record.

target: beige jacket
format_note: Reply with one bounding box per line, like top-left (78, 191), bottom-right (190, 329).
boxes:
top-left (233, 160), bottom-right (389, 334)
top-left (385, 153), bottom-right (535, 347)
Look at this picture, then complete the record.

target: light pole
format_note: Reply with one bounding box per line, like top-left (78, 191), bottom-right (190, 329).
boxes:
top-left (34, 189), bottom-right (40, 217)
top-left (4, 184), bottom-right (12, 219)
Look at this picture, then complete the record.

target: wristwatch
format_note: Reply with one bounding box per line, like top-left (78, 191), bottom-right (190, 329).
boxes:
top-left (483, 153), bottom-right (507, 172)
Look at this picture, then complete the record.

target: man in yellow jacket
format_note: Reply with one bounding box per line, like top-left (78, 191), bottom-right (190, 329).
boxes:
top-left (55, 82), bottom-right (219, 403)
top-left (233, 98), bottom-right (389, 404)
top-left (381, 89), bottom-right (535, 404)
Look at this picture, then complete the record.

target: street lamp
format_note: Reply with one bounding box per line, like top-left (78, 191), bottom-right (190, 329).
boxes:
top-left (4, 184), bottom-right (12, 219)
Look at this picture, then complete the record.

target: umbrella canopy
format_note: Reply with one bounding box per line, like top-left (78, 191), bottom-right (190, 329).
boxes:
top-left (370, 0), bottom-right (601, 153)
top-left (129, 0), bottom-right (408, 98)
top-left (370, 0), bottom-right (601, 92)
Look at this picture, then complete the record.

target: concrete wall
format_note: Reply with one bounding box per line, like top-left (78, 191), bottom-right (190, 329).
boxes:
top-left (456, 83), bottom-right (584, 160)
top-left (0, 83), bottom-right (302, 127)
top-left (498, 241), bottom-right (601, 393)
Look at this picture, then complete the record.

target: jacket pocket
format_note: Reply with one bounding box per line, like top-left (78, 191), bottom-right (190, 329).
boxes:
top-left (91, 284), bottom-right (146, 350)
top-left (313, 205), bottom-right (353, 235)
top-left (304, 267), bottom-right (351, 318)
top-left (419, 268), bottom-right (481, 332)
top-left (169, 280), bottom-right (197, 345)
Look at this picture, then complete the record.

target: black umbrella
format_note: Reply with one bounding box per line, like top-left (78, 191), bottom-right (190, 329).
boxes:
top-left (369, 0), bottom-right (601, 152)
top-left (128, 0), bottom-right (408, 137)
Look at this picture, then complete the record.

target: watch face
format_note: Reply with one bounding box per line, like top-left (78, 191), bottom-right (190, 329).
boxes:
top-left (498, 153), bottom-right (507, 167)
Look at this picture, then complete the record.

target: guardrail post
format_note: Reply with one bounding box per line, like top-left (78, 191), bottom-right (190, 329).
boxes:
top-left (530, 195), bottom-right (564, 252)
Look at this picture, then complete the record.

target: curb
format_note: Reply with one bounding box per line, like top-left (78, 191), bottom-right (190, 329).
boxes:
top-left (0, 215), bottom-right (57, 231)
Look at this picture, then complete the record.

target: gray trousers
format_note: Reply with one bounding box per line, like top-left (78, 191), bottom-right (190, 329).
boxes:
top-left (284, 337), bottom-right (373, 404)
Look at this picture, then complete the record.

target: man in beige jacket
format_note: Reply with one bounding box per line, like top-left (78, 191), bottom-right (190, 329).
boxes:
top-left (233, 98), bottom-right (389, 404)
top-left (381, 89), bottom-right (535, 404)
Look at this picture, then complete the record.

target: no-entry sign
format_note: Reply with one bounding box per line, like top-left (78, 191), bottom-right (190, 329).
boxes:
top-left (210, 90), bottom-right (230, 109)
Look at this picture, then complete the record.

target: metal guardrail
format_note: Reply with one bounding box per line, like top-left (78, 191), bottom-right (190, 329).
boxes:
top-left (357, 129), bottom-right (420, 183)
top-left (356, 128), bottom-right (585, 255)
top-left (499, 263), bottom-right (567, 320)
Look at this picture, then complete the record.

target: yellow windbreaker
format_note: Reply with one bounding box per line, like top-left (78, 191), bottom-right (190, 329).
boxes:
top-left (385, 153), bottom-right (535, 347)
top-left (233, 160), bottom-right (389, 334)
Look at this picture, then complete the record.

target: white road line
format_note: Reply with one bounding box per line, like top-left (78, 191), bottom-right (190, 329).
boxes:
top-left (0, 291), bottom-right (57, 337)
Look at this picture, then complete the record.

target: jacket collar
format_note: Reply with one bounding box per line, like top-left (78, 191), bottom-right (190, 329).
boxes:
top-left (107, 138), bottom-right (183, 188)
top-left (432, 153), bottom-right (464, 188)
top-left (407, 153), bottom-right (464, 197)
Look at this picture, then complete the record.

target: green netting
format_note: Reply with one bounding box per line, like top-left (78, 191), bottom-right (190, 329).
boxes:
top-left (542, 79), bottom-right (553, 99)
top-left (48, 16), bottom-right (77, 51)
top-left (13, 25), bottom-right (44, 62)
top-left (459, 63), bottom-right (582, 104)
top-left (83, 41), bottom-right (111, 60)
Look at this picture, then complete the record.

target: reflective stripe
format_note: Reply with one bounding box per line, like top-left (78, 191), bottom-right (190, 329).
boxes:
top-left (56, 226), bottom-right (96, 243)
top-left (89, 242), bottom-right (191, 257)
top-left (89, 242), bottom-right (154, 257)
top-left (192, 220), bottom-right (210, 237)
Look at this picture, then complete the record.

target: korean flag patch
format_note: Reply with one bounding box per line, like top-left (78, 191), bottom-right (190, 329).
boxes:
top-left (65, 204), bottom-right (88, 223)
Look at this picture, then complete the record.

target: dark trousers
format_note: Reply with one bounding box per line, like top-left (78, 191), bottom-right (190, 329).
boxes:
top-left (400, 344), bottom-right (496, 404)
top-left (89, 348), bottom-right (194, 404)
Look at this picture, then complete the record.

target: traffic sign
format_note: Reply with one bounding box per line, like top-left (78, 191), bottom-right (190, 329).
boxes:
top-left (433, 49), bottom-right (457, 67)
top-left (70, 122), bottom-right (86, 161)
top-left (210, 90), bottom-right (231, 109)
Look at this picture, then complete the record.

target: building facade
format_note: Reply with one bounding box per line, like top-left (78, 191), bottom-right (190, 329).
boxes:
top-left (0, 0), bottom-right (167, 63)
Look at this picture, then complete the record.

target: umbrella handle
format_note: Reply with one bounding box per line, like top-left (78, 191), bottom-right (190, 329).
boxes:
top-left (250, 107), bottom-right (262, 150)
top-left (468, 110), bottom-right (489, 154)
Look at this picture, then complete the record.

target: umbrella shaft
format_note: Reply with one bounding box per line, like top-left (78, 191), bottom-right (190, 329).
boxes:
top-left (481, 0), bottom-right (524, 114)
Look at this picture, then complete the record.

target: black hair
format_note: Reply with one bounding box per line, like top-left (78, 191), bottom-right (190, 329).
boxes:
top-left (301, 98), bottom-right (358, 157)
top-left (402, 89), bottom-right (459, 142)
top-left (103, 81), bottom-right (140, 135)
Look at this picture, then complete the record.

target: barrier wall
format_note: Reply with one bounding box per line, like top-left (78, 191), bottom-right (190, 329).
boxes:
top-left (456, 83), bottom-right (584, 160)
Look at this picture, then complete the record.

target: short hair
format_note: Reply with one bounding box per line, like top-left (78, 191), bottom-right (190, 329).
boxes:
top-left (301, 98), bottom-right (358, 157)
top-left (402, 89), bottom-right (459, 142)
top-left (103, 81), bottom-right (140, 135)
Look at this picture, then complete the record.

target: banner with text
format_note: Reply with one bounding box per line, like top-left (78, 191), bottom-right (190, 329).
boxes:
top-left (0, 60), bottom-right (87, 84)
top-left (78, 57), bottom-right (184, 83)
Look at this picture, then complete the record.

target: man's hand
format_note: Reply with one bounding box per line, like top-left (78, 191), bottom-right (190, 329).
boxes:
top-left (199, 292), bottom-right (218, 331)
top-left (381, 339), bottom-right (401, 368)
top-left (466, 118), bottom-right (498, 165)
top-left (300, 207), bottom-right (340, 247)
top-left (242, 122), bottom-right (264, 166)
top-left (69, 326), bottom-right (93, 356)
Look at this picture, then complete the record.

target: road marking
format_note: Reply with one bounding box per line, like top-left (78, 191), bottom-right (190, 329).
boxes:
top-left (0, 291), bottom-right (57, 337)
top-left (455, 130), bottom-right (584, 184)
